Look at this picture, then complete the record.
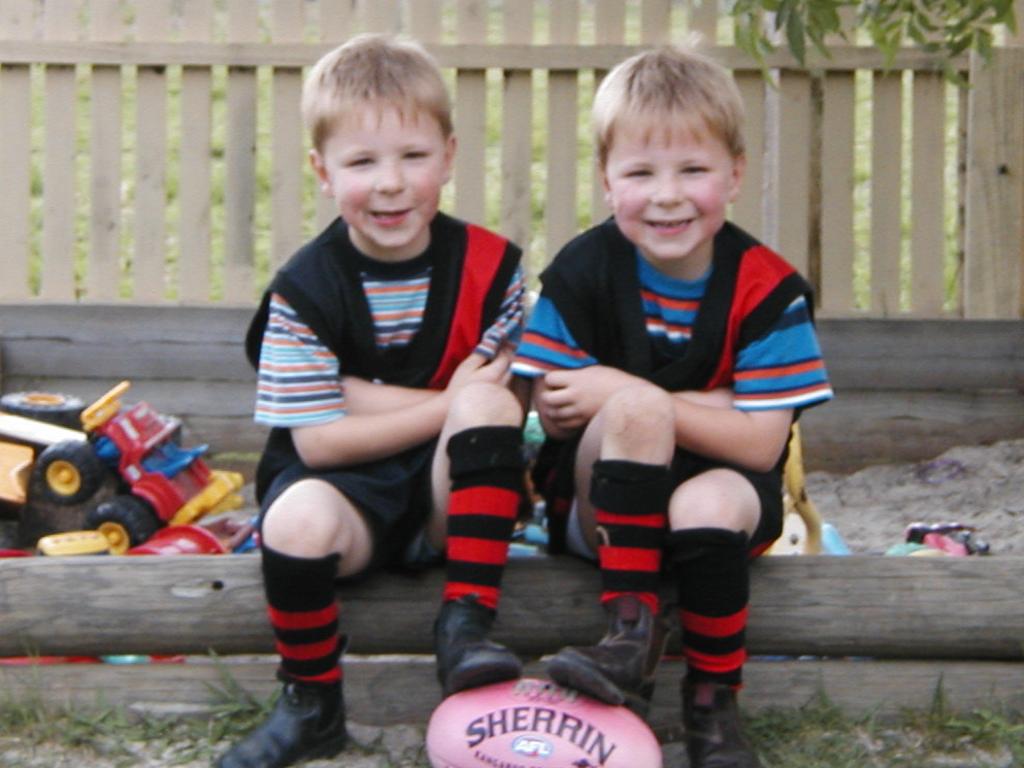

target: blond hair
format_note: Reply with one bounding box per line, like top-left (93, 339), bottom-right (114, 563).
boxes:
top-left (593, 43), bottom-right (745, 166)
top-left (302, 33), bottom-right (452, 152)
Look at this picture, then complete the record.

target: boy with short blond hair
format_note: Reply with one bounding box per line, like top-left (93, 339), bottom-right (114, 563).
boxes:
top-left (219, 34), bottom-right (527, 768)
top-left (514, 44), bottom-right (832, 768)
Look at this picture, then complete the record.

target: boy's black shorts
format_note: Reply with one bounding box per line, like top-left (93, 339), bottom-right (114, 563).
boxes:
top-left (258, 440), bottom-right (439, 573)
top-left (670, 449), bottom-right (784, 554)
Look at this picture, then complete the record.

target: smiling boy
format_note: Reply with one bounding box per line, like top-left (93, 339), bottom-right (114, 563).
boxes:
top-left (221, 35), bottom-right (528, 768)
top-left (513, 45), bottom-right (832, 767)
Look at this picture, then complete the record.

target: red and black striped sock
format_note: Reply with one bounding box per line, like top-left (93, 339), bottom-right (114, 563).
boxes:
top-left (670, 527), bottom-right (750, 687)
top-left (262, 544), bottom-right (342, 686)
top-left (443, 425), bottom-right (524, 611)
top-left (590, 459), bottom-right (671, 615)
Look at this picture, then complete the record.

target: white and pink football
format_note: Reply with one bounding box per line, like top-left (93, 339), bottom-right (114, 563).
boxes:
top-left (426, 677), bottom-right (662, 768)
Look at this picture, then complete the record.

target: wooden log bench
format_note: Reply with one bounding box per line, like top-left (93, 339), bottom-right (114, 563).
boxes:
top-left (1, 553), bottom-right (1022, 734)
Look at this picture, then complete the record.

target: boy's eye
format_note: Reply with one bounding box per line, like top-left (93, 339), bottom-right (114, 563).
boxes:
top-left (625, 168), bottom-right (651, 178)
top-left (404, 150), bottom-right (429, 160)
top-left (682, 166), bottom-right (707, 174)
top-left (347, 157), bottom-right (373, 167)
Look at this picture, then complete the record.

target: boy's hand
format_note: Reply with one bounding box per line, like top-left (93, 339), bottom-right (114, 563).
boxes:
top-left (447, 348), bottom-right (513, 393)
top-left (539, 365), bottom-right (644, 429)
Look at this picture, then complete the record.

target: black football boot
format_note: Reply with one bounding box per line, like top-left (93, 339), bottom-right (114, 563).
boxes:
top-left (434, 594), bottom-right (523, 697)
top-left (547, 594), bottom-right (668, 717)
top-left (216, 676), bottom-right (347, 768)
top-left (682, 678), bottom-right (764, 768)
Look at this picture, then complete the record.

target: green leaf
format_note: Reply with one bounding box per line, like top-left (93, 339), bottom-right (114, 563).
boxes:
top-left (786, 10), bottom-right (808, 63)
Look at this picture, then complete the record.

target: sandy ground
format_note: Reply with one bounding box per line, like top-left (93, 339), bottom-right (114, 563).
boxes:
top-left (803, 437), bottom-right (1024, 556)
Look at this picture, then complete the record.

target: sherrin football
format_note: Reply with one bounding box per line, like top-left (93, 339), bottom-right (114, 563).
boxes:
top-left (425, 677), bottom-right (662, 768)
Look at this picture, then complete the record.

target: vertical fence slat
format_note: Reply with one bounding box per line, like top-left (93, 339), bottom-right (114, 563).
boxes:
top-left (640, 0), bottom-right (671, 45)
top-left (818, 71), bottom-right (856, 314)
top-left (132, 2), bottom-right (171, 301)
top-left (546, 0), bottom-right (579, 257)
top-left (41, 0), bottom-right (78, 300)
top-left (178, 0), bottom-right (214, 302)
top-left (964, 48), bottom-right (1024, 318)
top-left (314, 0), bottom-right (355, 232)
top-left (590, 0), bottom-right (624, 223)
top-left (408, 0), bottom-right (443, 42)
top-left (224, 0), bottom-right (260, 303)
top-left (500, 1), bottom-right (533, 269)
top-left (869, 72), bottom-right (902, 316)
top-left (270, 0), bottom-right (306, 272)
top-left (88, 0), bottom-right (124, 301)
top-left (0, 0), bottom-right (33, 300)
top-left (910, 72), bottom-right (947, 316)
top-left (731, 72), bottom-right (764, 241)
top-left (454, 0), bottom-right (488, 226)
top-left (689, 0), bottom-right (719, 40)
top-left (364, 0), bottom-right (400, 34)
top-left (772, 72), bottom-right (812, 276)
top-left (318, 0), bottom-right (355, 41)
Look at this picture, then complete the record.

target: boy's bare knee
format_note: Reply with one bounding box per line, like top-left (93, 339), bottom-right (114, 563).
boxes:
top-left (598, 385), bottom-right (674, 461)
top-left (668, 470), bottom-right (760, 534)
top-left (261, 480), bottom-right (372, 570)
top-left (447, 381), bottom-right (522, 428)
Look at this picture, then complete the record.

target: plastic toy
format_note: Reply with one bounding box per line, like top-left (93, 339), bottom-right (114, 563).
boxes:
top-left (75, 381), bottom-right (244, 552)
top-left (4, 381), bottom-right (243, 552)
top-left (426, 678), bottom-right (662, 768)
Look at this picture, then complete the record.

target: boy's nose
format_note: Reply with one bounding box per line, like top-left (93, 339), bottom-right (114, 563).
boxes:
top-left (375, 162), bottom-right (405, 193)
top-left (651, 174), bottom-right (683, 205)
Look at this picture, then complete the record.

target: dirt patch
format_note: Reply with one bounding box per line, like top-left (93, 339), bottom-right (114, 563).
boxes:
top-left (805, 437), bottom-right (1024, 555)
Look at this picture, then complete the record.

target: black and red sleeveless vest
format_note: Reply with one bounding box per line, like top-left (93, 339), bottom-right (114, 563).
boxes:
top-left (533, 217), bottom-right (814, 552)
top-left (245, 212), bottom-right (521, 500)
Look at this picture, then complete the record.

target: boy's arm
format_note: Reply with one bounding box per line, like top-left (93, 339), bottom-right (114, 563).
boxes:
top-left (339, 376), bottom-right (437, 415)
top-left (669, 398), bottom-right (793, 472)
top-left (293, 350), bottom-right (512, 468)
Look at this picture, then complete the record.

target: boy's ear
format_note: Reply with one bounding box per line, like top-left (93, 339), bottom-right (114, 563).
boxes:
top-left (309, 149), bottom-right (331, 195)
top-left (442, 133), bottom-right (457, 184)
top-left (728, 153), bottom-right (747, 202)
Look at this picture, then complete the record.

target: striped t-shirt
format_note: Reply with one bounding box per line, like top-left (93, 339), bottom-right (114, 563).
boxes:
top-left (255, 263), bottom-right (525, 427)
top-left (512, 254), bottom-right (832, 412)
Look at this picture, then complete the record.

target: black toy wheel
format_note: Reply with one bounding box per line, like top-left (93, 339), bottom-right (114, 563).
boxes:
top-left (1, 391), bottom-right (84, 429)
top-left (86, 495), bottom-right (160, 553)
top-left (31, 440), bottom-right (108, 506)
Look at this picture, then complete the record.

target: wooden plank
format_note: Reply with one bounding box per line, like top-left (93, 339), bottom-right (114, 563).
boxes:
top-left (132, 2), bottom-right (171, 302)
top-left (689, 0), bottom-right (719, 40)
top-left (223, 0), bottom-right (260, 304)
top-left (363, 0), bottom-right (400, 34)
top-left (546, 1), bottom-right (580, 257)
top-left (177, 0), bottom-right (214, 302)
top-left (87, 0), bottom-right (124, 302)
top-left (772, 71), bottom-right (811, 274)
top-left (0, 0), bottom-right (33, 300)
top-left (909, 72), bottom-right (947, 316)
top-left (40, 0), bottom-right (79, 301)
top-left (1, 658), bottom-right (1021, 727)
top-left (964, 49), bottom-right (1024, 318)
top-left (499, 0), bottom-right (534, 270)
top-left (870, 71), bottom-right (903, 315)
top-left (270, 0), bottom-right (305, 272)
top-left (799, 388), bottom-right (1024, 473)
top-left (312, 1), bottom-right (353, 233)
top-left (590, 0), bottom-right (625, 223)
top-left (0, 555), bottom-right (1022, 659)
top-left (0, 40), bottom-right (971, 73)
top-left (731, 72), bottom-right (764, 239)
top-left (640, 0), bottom-right (671, 45)
top-left (818, 71), bottom-right (856, 315)
top-left (453, 0), bottom-right (488, 226)
top-left (0, 307), bottom-right (1019, 391)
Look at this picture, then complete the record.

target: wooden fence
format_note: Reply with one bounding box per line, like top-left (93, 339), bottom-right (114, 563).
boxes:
top-left (1, 0), bottom-right (1022, 318)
